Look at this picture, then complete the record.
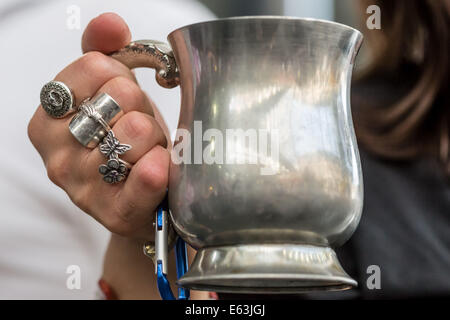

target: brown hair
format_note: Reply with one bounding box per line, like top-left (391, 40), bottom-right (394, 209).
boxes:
top-left (354, 0), bottom-right (450, 174)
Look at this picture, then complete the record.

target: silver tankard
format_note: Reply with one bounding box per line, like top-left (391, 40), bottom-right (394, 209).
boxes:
top-left (111, 16), bottom-right (364, 294)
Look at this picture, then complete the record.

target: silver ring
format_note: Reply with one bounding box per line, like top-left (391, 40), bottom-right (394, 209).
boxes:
top-left (98, 130), bottom-right (132, 184)
top-left (69, 93), bottom-right (122, 148)
top-left (99, 130), bottom-right (131, 159)
top-left (40, 81), bottom-right (76, 118)
top-left (78, 99), bottom-right (111, 132)
top-left (99, 158), bottom-right (131, 184)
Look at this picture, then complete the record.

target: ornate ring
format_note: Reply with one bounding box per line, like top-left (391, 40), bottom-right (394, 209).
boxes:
top-left (69, 93), bottom-right (122, 148)
top-left (78, 99), bottom-right (111, 132)
top-left (98, 130), bottom-right (132, 184)
top-left (99, 158), bottom-right (131, 184)
top-left (99, 130), bottom-right (132, 159)
top-left (40, 81), bottom-right (76, 118)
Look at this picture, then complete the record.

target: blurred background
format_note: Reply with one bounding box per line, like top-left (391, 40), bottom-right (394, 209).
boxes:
top-left (200, 0), bottom-right (369, 67)
top-left (199, 0), bottom-right (358, 28)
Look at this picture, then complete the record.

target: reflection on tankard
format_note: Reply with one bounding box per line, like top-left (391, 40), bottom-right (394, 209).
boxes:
top-left (111, 16), bottom-right (364, 293)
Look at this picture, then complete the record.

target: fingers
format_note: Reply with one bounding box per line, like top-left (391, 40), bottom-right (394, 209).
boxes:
top-left (28, 12), bottom-right (171, 240)
top-left (79, 77), bottom-right (169, 236)
top-left (108, 112), bottom-right (167, 163)
top-left (55, 52), bottom-right (137, 106)
top-left (87, 110), bottom-right (167, 167)
top-left (84, 146), bottom-right (170, 237)
top-left (113, 145), bottom-right (170, 234)
top-left (83, 75), bottom-right (165, 165)
top-left (29, 52), bottom-right (137, 160)
top-left (82, 13), bottom-right (131, 54)
top-left (96, 76), bottom-right (153, 116)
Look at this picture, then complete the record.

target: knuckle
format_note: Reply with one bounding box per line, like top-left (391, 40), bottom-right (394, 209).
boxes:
top-left (81, 50), bottom-right (105, 65)
top-left (142, 168), bottom-right (167, 193)
top-left (109, 76), bottom-right (144, 107)
top-left (104, 198), bottom-right (152, 237)
top-left (122, 111), bottom-right (154, 140)
top-left (69, 186), bottom-right (91, 214)
top-left (80, 51), bottom-right (111, 77)
top-left (138, 150), bottom-right (169, 192)
top-left (46, 151), bottom-right (71, 187)
top-left (102, 214), bottom-right (137, 237)
top-left (27, 115), bottom-right (39, 146)
top-left (71, 186), bottom-right (138, 236)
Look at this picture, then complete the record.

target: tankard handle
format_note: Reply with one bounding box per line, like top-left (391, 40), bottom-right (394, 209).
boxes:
top-left (109, 40), bottom-right (179, 250)
top-left (110, 40), bottom-right (180, 88)
top-left (110, 41), bottom-right (186, 300)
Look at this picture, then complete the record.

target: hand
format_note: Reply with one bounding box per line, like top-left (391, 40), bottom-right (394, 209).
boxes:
top-left (28, 13), bottom-right (170, 240)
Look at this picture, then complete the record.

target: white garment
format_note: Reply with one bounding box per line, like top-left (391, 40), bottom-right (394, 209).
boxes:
top-left (0, 0), bottom-right (213, 299)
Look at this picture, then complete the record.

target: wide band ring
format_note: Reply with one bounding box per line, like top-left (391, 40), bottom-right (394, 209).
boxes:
top-left (69, 93), bottom-right (122, 148)
top-left (78, 99), bottom-right (112, 132)
top-left (40, 81), bottom-right (76, 118)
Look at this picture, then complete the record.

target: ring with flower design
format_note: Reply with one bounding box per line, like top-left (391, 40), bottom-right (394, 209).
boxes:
top-left (99, 158), bottom-right (131, 184)
top-left (98, 129), bottom-right (132, 184)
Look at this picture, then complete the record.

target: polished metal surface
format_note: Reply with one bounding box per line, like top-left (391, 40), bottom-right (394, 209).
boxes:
top-left (168, 18), bottom-right (363, 249)
top-left (178, 244), bottom-right (356, 293)
top-left (111, 40), bottom-right (179, 88)
top-left (78, 101), bottom-right (112, 132)
top-left (111, 16), bottom-right (364, 293)
top-left (69, 93), bottom-right (122, 148)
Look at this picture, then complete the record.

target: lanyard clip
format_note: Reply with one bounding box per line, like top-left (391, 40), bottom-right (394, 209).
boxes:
top-left (149, 200), bottom-right (190, 300)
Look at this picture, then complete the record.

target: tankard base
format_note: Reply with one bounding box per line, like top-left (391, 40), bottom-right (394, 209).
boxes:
top-left (177, 244), bottom-right (356, 294)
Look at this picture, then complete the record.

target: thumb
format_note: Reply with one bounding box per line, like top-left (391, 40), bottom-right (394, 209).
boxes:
top-left (82, 12), bottom-right (131, 54)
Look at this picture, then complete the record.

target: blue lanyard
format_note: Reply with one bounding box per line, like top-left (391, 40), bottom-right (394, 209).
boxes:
top-left (155, 203), bottom-right (190, 300)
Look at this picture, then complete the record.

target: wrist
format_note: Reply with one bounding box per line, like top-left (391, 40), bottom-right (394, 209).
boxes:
top-left (102, 233), bottom-right (161, 299)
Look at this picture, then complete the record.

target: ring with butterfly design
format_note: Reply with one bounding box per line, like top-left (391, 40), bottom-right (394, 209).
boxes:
top-left (98, 130), bottom-right (132, 184)
top-left (67, 92), bottom-right (132, 183)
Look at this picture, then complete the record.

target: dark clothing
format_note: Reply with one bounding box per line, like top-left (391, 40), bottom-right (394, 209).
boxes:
top-left (333, 69), bottom-right (450, 299)
top-left (310, 67), bottom-right (450, 299)
top-left (325, 149), bottom-right (450, 299)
